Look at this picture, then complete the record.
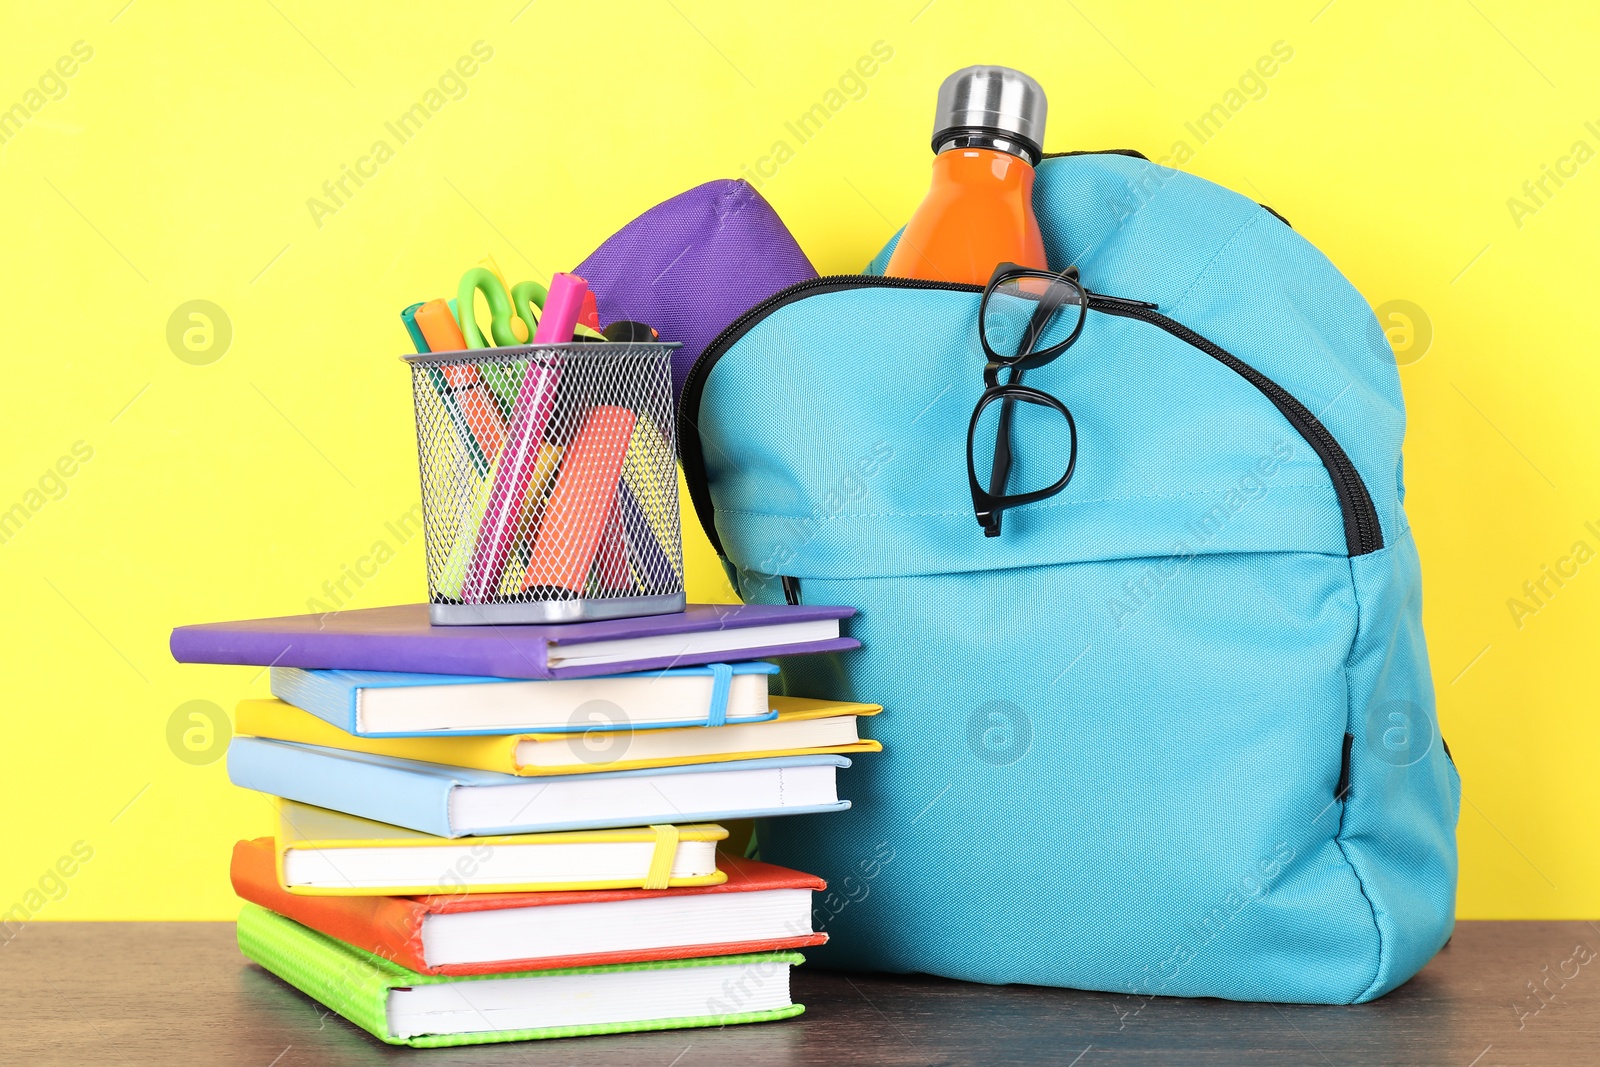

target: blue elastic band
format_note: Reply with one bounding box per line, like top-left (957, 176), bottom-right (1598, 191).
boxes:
top-left (705, 663), bottom-right (733, 727)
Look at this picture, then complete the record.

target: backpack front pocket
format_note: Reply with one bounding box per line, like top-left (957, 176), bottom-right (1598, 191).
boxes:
top-left (752, 549), bottom-right (1380, 1002)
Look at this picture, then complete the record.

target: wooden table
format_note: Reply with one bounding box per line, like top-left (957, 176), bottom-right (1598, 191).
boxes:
top-left (4, 921), bottom-right (1596, 1065)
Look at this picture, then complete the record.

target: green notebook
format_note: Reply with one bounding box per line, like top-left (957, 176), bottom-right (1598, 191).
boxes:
top-left (236, 904), bottom-right (805, 1047)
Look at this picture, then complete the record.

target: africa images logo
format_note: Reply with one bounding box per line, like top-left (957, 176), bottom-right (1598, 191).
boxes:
top-left (1363, 698), bottom-right (1435, 768)
top-left (966, 700), bottom-right (1032, 766)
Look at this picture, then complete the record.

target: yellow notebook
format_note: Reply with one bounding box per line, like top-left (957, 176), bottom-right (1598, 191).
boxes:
top-left (272, 800), bottom-right (728, 896)
top-left (237, 695), bottom-right (882, 777)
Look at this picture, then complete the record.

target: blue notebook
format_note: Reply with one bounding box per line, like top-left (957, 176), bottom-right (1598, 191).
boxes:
top-left (227, 738), bottom-right (852, 838)
top-left (270, 662), bottom-right (781, 737)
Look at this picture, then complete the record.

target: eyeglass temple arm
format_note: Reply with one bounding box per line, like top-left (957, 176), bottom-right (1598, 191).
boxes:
top-left (984, 365), bottom-right (1022, 537)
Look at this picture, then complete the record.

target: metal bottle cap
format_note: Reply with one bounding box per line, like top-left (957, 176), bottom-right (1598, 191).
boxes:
top-left (932, 66), bottom-right (1047, 163)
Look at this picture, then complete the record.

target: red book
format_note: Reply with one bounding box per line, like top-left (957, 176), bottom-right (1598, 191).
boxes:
top-left (230, 837), bottom-right (826, 976)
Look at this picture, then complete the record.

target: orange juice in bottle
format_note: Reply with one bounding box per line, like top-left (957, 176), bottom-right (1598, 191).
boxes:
top-left (885, 66), bottom-right (1049, 284)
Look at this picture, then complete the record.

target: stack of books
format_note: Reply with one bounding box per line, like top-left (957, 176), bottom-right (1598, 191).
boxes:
top-left (171, 601), bottom-right (879, 1048)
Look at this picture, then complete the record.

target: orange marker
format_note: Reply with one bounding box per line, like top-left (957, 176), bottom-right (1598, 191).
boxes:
top-left (414, 299), bottom-right (468, 352)
top-left (523, 406), bottom-right (636, 595)
top-left (415, 299), bottom-right (505, 460)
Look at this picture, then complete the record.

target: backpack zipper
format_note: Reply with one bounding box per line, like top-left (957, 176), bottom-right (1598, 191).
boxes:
top-left (1088, 300), bottom-right (1380, 557)
top-left (678, 275), bottom-right (1383, 560)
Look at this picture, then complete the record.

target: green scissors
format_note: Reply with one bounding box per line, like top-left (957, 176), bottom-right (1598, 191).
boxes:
top-left (455, 268), bottom-right (548, 348)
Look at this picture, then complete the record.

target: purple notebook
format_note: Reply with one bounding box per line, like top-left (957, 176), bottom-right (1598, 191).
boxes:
top-left (169, 603), bottom-right (857, 680)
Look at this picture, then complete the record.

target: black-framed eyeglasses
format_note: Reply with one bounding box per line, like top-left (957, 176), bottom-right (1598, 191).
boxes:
top-left (966, 262), bottom-right (1087, 537)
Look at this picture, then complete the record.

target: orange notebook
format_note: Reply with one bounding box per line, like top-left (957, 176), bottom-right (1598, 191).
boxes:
top-left (230, 837), bottom-right (826, 976)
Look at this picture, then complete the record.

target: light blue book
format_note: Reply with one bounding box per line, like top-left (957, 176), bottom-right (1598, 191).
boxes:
top-left (270, 662), bottom-right (780, 737)
top-left (227, 738), bottom-right (852, 838)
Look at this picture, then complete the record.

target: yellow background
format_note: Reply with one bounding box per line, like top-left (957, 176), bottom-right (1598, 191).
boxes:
top-left (2, 1), bottom-right (1593, 921)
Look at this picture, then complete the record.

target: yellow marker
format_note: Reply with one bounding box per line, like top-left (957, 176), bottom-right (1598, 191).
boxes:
top-left (496, 443), bottom-right (564, 595)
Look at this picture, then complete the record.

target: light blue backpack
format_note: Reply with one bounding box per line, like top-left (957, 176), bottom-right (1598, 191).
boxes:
top-left (679, 151), bottom-right (1459, 1004)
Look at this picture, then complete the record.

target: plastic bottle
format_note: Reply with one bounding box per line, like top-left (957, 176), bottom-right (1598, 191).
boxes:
top-left (884, 66), bottom-right (1049, 284)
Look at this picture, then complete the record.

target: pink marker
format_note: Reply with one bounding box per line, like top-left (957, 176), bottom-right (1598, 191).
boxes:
top-left (532, 272), bottom-right (588, 345)
top-left (460, 273), bottom-right (588, 602)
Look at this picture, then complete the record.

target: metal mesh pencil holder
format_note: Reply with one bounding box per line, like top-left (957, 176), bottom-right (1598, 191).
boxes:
top-left (404, 342), bottom-right (685, 625)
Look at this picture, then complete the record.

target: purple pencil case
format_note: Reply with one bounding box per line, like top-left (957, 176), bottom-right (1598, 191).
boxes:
top-left (576, 179), bottom-right (817, 400)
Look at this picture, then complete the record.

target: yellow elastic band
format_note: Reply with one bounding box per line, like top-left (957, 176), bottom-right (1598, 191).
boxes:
top-left (643, 824), bottom-right (680, 889)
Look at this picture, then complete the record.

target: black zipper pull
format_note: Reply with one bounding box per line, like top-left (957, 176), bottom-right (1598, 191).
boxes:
top-left (780, 576), bottom-right (803, 605)
top-left (1086, 291), bottom-right (1159, 311)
